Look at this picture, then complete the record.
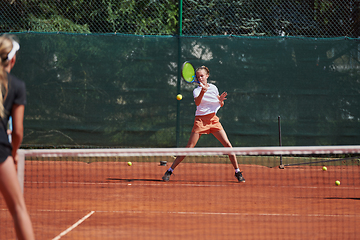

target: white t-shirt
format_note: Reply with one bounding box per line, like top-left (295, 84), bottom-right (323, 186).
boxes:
top-left (193, 83), bottom-right (221, 116)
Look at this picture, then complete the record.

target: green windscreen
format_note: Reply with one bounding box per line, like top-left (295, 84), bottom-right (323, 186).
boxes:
top-left (12, 33), bottom-right (360, 148)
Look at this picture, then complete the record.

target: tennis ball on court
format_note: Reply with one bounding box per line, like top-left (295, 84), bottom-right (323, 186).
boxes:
top-left (176, 94), bottom-right (182, 100)
top-left (127, 161), bottom-right (132, 166)
top-left (335, 180), bottom-right (340, 186)
top-left (322, 166), bottom-right (327, 171)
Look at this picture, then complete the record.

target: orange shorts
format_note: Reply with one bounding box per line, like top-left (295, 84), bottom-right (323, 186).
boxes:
top-left (191, 113), bottom-right (223, 134)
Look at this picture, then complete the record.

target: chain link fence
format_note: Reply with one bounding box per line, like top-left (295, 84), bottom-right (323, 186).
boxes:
top-left (1, 0), bottom-right (359, 37)
top-left (183, 0), bottom-right (359, 37)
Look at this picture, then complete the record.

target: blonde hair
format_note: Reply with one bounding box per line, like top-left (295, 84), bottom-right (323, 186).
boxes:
top-left (196, 66), bottom-right (210, 76)
top-left (0, 35), bottom-right (18, 118)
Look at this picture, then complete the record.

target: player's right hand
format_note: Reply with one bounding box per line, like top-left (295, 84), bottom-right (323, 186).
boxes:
top-left (200, 83), bottom-right (208, 93)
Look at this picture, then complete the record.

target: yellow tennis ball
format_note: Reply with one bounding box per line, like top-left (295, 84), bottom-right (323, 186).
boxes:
top-left (176, 94), bottom-right (182, 100)
top-left (127, 162), bottom-right (132, 166)
top-left (335, 180), bottom-right (340, 186)
top-left (322, 166), bottom-right (327, 171)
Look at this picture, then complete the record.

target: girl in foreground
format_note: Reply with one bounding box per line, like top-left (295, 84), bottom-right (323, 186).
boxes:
top-left (162, 66), bottom-right (245, 183)
top-left (0, 35), bottom-right (35, 240)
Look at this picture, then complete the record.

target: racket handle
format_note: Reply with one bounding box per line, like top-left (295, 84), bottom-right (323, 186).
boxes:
top-left (8, 116), bottom-right (12, 143)
top-left (199, 82), bottom-right (204, 87)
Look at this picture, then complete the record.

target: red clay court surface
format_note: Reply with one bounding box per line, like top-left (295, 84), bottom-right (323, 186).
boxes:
top-left (1, 161), bottom-right (360, 239)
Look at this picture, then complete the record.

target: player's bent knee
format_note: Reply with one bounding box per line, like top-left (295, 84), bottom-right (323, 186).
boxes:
top-left (223, 143), bottom-right (232, 148)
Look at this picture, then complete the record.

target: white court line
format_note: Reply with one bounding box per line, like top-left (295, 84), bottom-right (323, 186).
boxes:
top-left (166, 211), bottom-right (360, 218)
top-left (26, 181), bottom-right (231, 187)
top-left (37, 209), bottom-right (359, 219)
top-left (52, 211), bottom-right (95, 240)
top-left (25, 181), bottom-right (360, 189)
top-left (109, 210), bottom-right (360, 218)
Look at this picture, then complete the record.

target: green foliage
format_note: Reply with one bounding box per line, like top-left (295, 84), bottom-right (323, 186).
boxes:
top-left (28, 15), bottom-right (90, 33)
top-left (1, 0), bottom-right (178, 35)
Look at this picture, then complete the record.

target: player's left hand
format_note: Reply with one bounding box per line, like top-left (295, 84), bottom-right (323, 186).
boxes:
top-left (219, 92), bottom-right (227, 102)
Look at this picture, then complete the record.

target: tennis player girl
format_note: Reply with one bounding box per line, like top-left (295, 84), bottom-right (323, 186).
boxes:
top-left (163, 66), bottom-right (245, 182)
top-left (0, 35), bottom-right (35, 239)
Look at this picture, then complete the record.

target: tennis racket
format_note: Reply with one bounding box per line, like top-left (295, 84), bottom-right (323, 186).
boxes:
top-left (181, 61), bottom-right (199, 84)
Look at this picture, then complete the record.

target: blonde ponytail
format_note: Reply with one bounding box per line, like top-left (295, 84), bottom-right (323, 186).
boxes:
top-left (0, 51), bottom-right (7, 119)
top-left (0, 35), bottom-right (18, 118)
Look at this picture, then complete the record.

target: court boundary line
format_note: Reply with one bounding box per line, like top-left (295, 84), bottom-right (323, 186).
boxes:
top-left (52, 211), bottom-right (95, 240)
top-left (24, 181), bottom-right (360, 189)
top-left (34, 209), bottom-right (359, 219)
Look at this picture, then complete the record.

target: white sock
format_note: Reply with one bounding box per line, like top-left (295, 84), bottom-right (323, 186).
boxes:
top-left (168, 167), bottom-right (174, 172)
top-left (235, 168), bottom-right (240, 173)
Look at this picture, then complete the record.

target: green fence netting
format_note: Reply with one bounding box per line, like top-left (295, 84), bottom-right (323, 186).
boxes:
top-left (11, 33), bottom-right (360, 148)
top-left (2, 0), bottom-right (359, 38)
